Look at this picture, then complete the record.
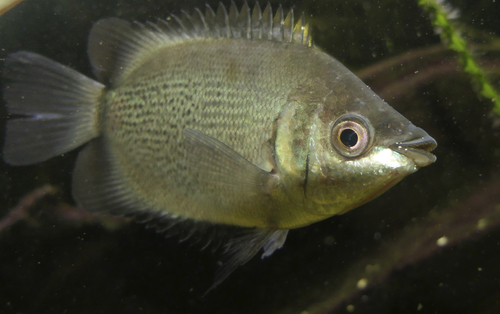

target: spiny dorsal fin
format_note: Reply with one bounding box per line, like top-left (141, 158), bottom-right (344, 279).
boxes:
top-left (173, 1), bottom-right (313, 44)
top-left (88, 1), bottom-right (312, 85)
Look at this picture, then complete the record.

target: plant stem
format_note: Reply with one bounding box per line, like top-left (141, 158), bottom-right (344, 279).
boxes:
top-left (418, 0), bottom-right (500, 115)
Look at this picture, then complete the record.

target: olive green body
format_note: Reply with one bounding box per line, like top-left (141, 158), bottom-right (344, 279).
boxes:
top-left (100, 36), bottom-right (417, 229)
top-left (103, 38), bottom-right (323, 229)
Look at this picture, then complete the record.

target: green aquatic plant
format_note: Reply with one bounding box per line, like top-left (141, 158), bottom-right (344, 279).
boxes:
top-left (418, 0), bottom-right (500, 115)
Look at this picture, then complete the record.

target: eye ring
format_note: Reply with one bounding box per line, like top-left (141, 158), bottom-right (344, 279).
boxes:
top-left (331, 113), bottom-right (372, 158)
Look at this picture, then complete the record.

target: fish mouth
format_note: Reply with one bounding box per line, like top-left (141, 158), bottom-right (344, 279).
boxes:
top-left (390, 135), bottom-right (437, 168)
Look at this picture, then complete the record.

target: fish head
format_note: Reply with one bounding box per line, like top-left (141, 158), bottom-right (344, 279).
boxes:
top-left (303, 86), bottom-right (437, 217)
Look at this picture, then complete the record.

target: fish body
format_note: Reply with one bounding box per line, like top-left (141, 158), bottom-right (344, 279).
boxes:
top-left (100, 38), bottom-right (390, 229)
top-left (2, 2), bottom-right (436, 289)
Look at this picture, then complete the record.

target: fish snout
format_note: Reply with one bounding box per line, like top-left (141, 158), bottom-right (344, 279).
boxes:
top-left (390, 125), bottom-right (437, 168)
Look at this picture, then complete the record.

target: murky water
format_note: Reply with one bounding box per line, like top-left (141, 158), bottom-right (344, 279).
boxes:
top-left (1, 0), bottom-right (499, 313)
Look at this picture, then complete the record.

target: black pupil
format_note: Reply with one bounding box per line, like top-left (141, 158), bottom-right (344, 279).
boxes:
top-left (340, 129), bottom-right (358, 147)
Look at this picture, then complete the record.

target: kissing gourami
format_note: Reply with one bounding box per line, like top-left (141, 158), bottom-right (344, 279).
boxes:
top-left (2, 2), bottom-right (437, 291)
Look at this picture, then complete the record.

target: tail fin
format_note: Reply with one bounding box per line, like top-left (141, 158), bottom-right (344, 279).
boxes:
top-left (2, 51), bottom-right (105, 165)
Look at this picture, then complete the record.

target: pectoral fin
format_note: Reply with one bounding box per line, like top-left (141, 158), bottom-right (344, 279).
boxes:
top-left (183, 128), bottom-right (279, 205)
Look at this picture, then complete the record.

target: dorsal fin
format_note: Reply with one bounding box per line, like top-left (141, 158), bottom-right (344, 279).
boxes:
top-left (87, 1), bottom-right (313, 85)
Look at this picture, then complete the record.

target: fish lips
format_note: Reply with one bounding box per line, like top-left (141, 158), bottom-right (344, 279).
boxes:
top-left (390, 135), bottom-right (437, 168)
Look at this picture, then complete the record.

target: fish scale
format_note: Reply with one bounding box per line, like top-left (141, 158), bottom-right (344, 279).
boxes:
top-left (108, 39), bottom-right (299, 167)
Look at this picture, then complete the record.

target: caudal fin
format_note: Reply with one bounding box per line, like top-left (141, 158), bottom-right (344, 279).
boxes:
top-left (2, 51), bottom-right (105, 165)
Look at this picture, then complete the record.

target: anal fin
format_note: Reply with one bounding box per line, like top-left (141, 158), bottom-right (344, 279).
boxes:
top-left (72, 138), bottom-right (147, 216)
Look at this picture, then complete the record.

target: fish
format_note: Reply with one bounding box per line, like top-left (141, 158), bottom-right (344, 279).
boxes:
top-left (1, 1), bottom-right (437, 292)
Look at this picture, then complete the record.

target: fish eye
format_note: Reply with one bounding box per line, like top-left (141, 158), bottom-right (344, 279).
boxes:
top-left (340, 129), bottom-right (358, 147)
top-left (331, 113), bottom-right (371, 157)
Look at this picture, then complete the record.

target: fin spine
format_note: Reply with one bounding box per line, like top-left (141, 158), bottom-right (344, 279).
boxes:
top-left (171, 2), bottom-right (313, 45)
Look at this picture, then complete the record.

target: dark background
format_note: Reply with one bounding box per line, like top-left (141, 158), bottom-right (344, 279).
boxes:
top-left (1, 0), bottom-right (500, 313)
